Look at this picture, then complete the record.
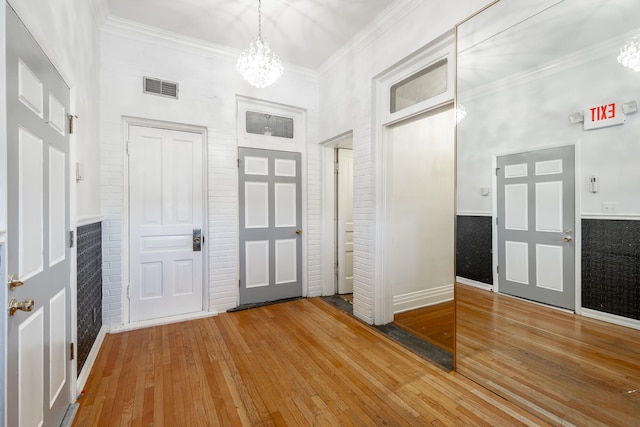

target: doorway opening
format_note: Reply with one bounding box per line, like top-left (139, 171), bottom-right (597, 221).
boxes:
top-left (384, 105), bottom-right (456, 356)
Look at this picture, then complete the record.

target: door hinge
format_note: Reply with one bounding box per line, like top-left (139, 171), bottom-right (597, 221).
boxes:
top-left (237, 158), bottom-right (240, 168)
top-left (335, 262), bottom-right (339, 279)
top-left (70, 343), bottom-right (75, 360)
top-left (335, 162), bottom-right (339, 174)
top-left (496, 167), bottom-right (500, 176)
top-left (239, 279), bottom-right (241, 289)
top-left (69, 230), bottom-right (75, 248)
top-left (126, 141), bottom-right (130, 155)
top-left (68, 114), bottom-right (78, 134)
top-left (497, 265), bottom-right (500, 274)
top-left (127, 284), bottom-right (130, 299)
top-left (496, 217), bottom-right (499, 226)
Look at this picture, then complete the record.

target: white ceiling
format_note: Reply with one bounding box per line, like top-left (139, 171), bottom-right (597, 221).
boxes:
top-left (106, 0), bottom-right (397, 70)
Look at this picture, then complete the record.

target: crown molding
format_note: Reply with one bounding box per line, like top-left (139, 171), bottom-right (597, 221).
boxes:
top-left (459, 31), bottom-right (632, 102)
top-left (317, 0), bottom-right (423, 77)
top-left (102, 16), bottom-right (317, 82)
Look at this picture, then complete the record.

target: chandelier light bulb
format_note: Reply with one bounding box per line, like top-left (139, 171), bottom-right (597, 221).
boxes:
top-left (237, 0), bottom-right (283, 88)
top-left (617, 30), bottom-right (640, 72)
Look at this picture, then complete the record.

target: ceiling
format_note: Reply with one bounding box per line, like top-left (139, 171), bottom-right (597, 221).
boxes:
top-left (106, 0), bottom-right (397, 70)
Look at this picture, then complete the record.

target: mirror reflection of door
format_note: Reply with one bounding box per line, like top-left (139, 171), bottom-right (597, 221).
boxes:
top-left (388, 105), bottom-right (455, 354)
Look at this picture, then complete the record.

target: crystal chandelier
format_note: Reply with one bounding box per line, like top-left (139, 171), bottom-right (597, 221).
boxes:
top-left (617, 29), bottom-right (640, 72)
top-left (236, 0), bottom-right (284, 88)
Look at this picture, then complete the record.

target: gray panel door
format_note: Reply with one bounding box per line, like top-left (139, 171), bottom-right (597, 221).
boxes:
top-left (497, 145), bottom-right (575, 310)
top-left (6, 4), bottom-right (72, 426)
top-left (239, 148), bottom-right (302, 304)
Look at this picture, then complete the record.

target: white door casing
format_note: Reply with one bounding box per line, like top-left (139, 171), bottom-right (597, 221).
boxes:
top-left (238, 148), bottom-right (303, 304)
top-left (497, 145), bottom-right (575, 310)
top-left (337, 149), bottom-right (354, 294)
top-left (6, 4), bottom-right (72, 426)
top-left (128, 125), bottom-right (204, 322)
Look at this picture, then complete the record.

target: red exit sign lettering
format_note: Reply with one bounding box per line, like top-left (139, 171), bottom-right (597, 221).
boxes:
top-left (584, 102), bottom-right (626, 130)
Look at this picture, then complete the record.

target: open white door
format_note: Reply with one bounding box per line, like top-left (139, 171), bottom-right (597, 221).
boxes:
top-left (6, 5), bottom-right (72, 426)
top-left (128, 125), bottom-right (204, 322)
top-left (337, 149), bottom-right (354, 294)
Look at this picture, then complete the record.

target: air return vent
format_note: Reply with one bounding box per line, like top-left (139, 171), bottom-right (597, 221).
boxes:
top-left (143, 77), bottom-right (178, 99)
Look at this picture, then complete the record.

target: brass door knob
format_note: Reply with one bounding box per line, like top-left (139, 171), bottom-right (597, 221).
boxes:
top-left (296, 229), bottom-right (302, 235)
top-left (9, 299), bottom-right (34, 316)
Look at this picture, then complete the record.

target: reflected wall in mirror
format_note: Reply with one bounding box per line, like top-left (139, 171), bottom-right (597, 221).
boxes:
top-left (455, 0), bottom-right (640, 424)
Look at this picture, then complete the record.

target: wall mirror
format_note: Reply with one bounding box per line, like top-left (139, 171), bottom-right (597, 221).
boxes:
top-left (455, 0), bottom-right (640, 424)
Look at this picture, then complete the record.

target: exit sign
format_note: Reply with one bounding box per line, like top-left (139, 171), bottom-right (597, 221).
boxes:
top-left (584, 102), bottom-right (626, 130)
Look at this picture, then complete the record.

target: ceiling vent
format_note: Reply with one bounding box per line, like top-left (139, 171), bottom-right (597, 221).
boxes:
top-left (143, 77), bottom-right (178, 99)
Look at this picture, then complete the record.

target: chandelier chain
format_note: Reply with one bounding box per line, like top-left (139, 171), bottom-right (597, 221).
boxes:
top-left (258, 0), bottom-right (262, 40)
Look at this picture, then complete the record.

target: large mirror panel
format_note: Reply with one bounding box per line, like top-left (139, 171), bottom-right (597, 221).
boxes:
top-left (456, 0), bottom-right (640, 424)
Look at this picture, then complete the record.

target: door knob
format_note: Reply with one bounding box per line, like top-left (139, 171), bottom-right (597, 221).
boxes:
top-left (296, 229), bottom-right (302, 235)
top-left (9, 299), bottom-right (34, 316)
top-left (564, 236), bottom-right (572, 242)
top-left (8, 274), bottom-right (23, 290)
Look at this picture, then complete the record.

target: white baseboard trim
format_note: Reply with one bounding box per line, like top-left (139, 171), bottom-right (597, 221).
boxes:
top-left (581, 308), bottom-right (640, 330)
top-left (456, 276), bottom-right (493, 291)
top-left (393, 284), bottom-right (453, 314)
top-left (111, 310), bottom-right (218, 334)
top-left (76, 325), bottom-right (107, 395)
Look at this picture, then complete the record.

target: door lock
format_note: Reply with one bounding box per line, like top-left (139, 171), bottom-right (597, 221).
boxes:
top-left (564, 236), bottom-right (573, 242)
top-left (9, 299), bottom-right (34, 316)
top-left (193, 229), bottom-right (202, 251)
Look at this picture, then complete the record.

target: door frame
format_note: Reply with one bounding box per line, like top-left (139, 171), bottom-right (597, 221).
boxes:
top-left (236, 96), bottom-right (308, 304)
top-left (122, 117), bottom-right (209, 326)
top-left (491, 140), bottom-right (582, 314)
top-left (373, 32), bottom-right (455, 325)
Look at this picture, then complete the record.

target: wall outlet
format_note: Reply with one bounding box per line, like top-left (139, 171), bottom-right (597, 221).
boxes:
top-left (602, 202), bottom-right (617, 213)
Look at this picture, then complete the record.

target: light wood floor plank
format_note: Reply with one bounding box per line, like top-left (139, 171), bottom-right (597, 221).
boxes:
top-left (74, 297), bottom-right (548, 426)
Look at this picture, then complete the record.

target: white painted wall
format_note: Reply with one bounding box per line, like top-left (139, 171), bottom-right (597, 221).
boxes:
top-left (7, 0), bottom-right (103, 222)
top-left (100, 21), bottom-right (320, 328)
top-left (457, 32), bottom-right (640, 218)
top-left (317, 0), bottom-right (493, 324)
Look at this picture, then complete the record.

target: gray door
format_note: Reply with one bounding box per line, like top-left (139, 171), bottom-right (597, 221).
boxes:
top-left (497, 145), bottom-right (575, 310)
top-left (239, 148), bottom-right (302, 304)
top-left (6, 5), bottom-right (72, 426)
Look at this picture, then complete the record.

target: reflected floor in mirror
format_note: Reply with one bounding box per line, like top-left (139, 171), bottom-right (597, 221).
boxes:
top-left (456, 284), bottom-right (640, 426)
top-left (393, 300), bottom-right (454, 353)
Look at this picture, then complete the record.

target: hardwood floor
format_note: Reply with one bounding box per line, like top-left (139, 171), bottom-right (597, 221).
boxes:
top-left (456, 284), bottom-right (640, 426)
top-left (393, 301), bottom-right (454, 352)
top-left (74, 298), bottom-right (547, 426)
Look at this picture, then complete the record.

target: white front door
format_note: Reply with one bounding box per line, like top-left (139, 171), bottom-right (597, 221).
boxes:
top-left (238, 148), bottom-right (302, 305)
top-left (497, 145), bottom-right (575, 310)
top-left (6, 5), bottom-right (72, 426)
top-left (337, 149), bottom-right (354, 294)
top-left (128, 125), bottom-right (204, 322)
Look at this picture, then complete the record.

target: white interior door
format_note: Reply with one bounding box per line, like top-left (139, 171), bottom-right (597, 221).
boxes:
top-left (239, 148), bottom-right (302, 305)
top-left (337, 149), bottom-right (354, 294)
top-left (6, 5), bottom-right (72, 426)
top-left (128, 125), bottom-right (204, 322)
top-left (497, 145), bottom-right (575, 310)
